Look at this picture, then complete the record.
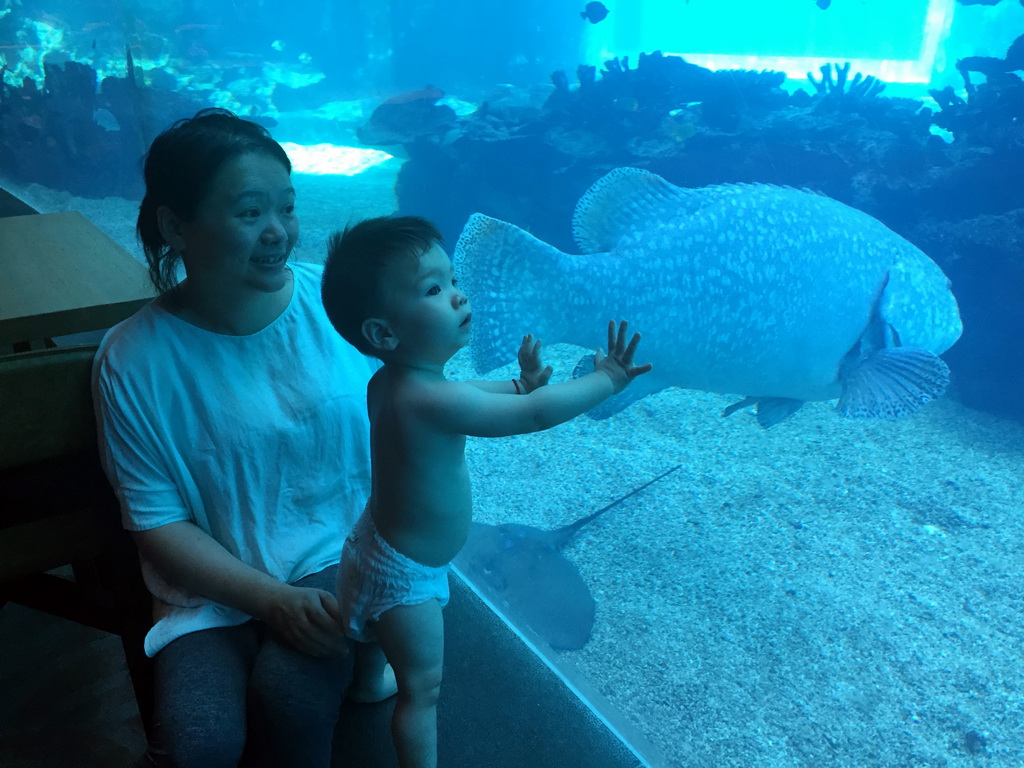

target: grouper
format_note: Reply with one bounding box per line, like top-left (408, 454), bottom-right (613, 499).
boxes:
top-left (453, 167), bottom-right (962, 427)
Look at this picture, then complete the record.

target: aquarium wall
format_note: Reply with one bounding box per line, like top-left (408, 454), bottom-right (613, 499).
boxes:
top-left (3, 0), bottom-right (1024, 766)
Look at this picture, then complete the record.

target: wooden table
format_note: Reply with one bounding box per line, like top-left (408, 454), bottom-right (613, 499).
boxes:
top-left (0, 187), bottom-right (38, 218)
top-left (0, 211), bottom-right (156, 347)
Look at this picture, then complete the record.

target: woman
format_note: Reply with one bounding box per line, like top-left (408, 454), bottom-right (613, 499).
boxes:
top-left (92, 108), bottom-right (381, 767)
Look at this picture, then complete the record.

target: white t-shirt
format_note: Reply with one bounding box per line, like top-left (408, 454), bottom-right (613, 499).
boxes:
top-left (92, 262), bottom-right (376, 656)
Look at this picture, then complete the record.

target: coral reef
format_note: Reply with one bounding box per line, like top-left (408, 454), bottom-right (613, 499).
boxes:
top-left (952, 33), bottom-right (1024, 93)
top-left (805, 61), bottom-right (887, 101)
top-left (0, 51), bottom-right (205, 198)
top-left (361, 52), bottom-right (933, 247)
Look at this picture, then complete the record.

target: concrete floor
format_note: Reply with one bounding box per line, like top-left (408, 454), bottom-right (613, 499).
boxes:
top-left (0, 575), bottom-right (645, 768)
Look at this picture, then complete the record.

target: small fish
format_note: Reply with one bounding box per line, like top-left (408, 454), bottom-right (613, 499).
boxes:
top-left (580, 2), bottom-right (609, 23)
top-left (816, 0), bottom-right (832, 8)
top-left (384, 84), bottom-right (445, 105)
top-left (174, 23), bottom-right (221, 33)
top-left (92, 108), bottom-right (120, 132)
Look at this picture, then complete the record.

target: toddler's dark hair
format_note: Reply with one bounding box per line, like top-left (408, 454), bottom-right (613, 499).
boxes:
top-left (322, 215), bottom-right (443, 356)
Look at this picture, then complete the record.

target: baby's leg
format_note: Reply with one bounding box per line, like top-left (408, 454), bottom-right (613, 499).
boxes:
top-left (374, 599), bottom-right (445, 768)
top-left (348, 641), bottom-right (398, 703)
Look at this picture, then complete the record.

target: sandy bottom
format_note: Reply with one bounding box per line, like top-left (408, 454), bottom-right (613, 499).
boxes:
top-left (6, 167), bottom-right (1023, 768)
top-left (457, 346), bottom-right (1024, 768)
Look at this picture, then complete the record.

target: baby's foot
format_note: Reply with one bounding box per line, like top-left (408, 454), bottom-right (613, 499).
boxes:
top-left (347, 662), bottom-right (398, 703)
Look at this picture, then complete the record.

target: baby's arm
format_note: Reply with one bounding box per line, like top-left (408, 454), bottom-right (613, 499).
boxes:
top-left (421, 321), bottom-right (651, 438)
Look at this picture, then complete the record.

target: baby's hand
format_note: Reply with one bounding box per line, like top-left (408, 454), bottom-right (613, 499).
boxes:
top-left (593, 320), bottom-right (652, 394)
top-left (517, 334), bottom-right (553, 393)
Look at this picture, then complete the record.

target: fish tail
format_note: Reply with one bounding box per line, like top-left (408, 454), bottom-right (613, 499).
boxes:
top-left (454, 214), bottom-right (572, 374)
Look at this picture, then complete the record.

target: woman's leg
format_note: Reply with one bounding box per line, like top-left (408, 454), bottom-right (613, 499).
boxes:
top-left (143, 623), bottom-right (260, 768)
top-left (245, 566), bottom-right (354, 768)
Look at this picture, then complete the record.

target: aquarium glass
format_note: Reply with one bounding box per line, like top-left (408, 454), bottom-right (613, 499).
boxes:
top-left (2, 0), bottom-right (1023, 766)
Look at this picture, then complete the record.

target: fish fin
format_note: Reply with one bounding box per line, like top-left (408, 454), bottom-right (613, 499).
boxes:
top-left (837, 347), bottom-right (950, 419)
top-left (723, 396), bottom-right (803, 427)
top-left (572, 354), bottom-right (664, 418)
top-left (454, 214), bottom-right (572, 373)
top-left (572, 167), bottom-right (701, 252)
top-left (572, 354), bottom-right (597, 383)
top-left (722, 396), bottom-right (758, 418)
top-left (755, 398), bottom-right (804, 428)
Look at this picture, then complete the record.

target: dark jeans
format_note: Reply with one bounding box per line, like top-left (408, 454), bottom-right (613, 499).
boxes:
top-left (140, 566), bottom-right (353, 768)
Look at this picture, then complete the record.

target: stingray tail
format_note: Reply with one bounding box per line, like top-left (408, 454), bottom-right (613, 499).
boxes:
top-left (551, 464), bottom-right (682, 547)
top-left (454, 214), bottom-right (589, 374)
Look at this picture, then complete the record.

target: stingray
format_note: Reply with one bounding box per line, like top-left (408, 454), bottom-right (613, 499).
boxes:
top-left (452, 465), bottom-right (681, 650)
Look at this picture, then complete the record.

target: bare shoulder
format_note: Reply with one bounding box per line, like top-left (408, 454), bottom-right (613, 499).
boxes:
top-left (395, 375), bottom-right (478, 411)
top-left (383, 373), bottom-right (483, 430)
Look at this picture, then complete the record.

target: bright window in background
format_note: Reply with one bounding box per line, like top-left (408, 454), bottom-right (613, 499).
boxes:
top-left (279, 143), bottom-right (393, 176)
top-left (582, 0), bottom-right (956, 87)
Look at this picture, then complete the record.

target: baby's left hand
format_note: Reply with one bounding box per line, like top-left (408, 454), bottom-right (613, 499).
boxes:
top-left (517, 334), bottom-right (553, 393)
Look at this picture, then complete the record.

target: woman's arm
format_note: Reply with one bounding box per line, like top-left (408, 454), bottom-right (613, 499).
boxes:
top-left (134, 521), bottom-right (346, 657)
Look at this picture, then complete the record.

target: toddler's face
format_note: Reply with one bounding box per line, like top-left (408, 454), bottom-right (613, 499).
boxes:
top-left (382, 244), bottom-right (472, 362)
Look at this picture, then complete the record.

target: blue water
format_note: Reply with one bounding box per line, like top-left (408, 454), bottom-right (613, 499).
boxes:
top-left (2, 1), bottom-right (1023, 765)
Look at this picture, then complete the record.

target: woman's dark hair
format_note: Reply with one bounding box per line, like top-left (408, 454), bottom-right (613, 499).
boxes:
top-left (136, 108), bottom-right (292, 293)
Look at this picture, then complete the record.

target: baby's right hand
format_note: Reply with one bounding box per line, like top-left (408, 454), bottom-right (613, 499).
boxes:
top-left (593, 320), bottom-right (652, 394)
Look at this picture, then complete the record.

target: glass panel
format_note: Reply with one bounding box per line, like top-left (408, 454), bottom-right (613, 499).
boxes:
top-left (3, 0), bottom-right (1022, 765)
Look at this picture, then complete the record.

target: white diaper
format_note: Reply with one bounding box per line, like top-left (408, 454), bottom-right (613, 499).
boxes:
top-left (336, 507), bottom-right (450, 642)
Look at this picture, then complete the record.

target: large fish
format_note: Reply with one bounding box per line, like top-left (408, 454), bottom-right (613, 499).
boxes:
top-left (453, 168), bottom-right (962, 427)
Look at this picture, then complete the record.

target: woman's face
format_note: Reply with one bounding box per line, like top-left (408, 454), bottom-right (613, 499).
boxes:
top-left (177, 151), bottom-right (298, 295)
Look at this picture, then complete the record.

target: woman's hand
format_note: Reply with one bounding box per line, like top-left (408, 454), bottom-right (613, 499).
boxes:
top-left (263, 583), bottom-right (349, 658)
top-left (517, 334), bottom-right (553, 393)
top-left (133, 522), bottom-right (350, 658)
